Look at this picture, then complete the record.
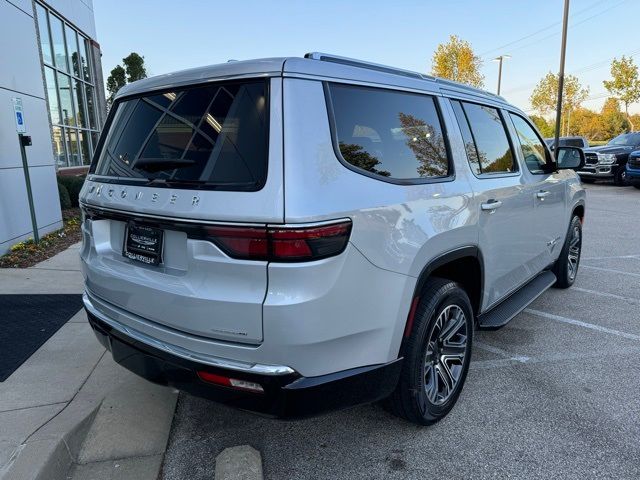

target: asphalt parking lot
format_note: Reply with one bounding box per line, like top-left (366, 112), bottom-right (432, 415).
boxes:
top-left (162, 183), bottom-right (640, 480)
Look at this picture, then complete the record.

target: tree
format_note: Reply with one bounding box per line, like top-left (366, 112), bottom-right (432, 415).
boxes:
top-left (530, 72), bottom-right (589, 135)
top-left (603, 56), bottom-right (640, 131)
top-left (106, 52), bottom-right (148, 105)
top-left (431, 35), bottom-right (484, 88)
top-left (106, 65), bottom-right (126, 104)
top-left (600, 97), bottom-right (629, 139)
top-left (571, 108), bottom-right (602, 140)
top-left (122, 53), bottom-right (147, 83)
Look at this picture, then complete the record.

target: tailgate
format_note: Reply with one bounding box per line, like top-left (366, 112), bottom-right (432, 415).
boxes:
top-left (80, 77), bottom-right (283, 344)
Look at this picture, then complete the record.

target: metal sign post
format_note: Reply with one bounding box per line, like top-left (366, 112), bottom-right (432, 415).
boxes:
top-left (13, 97), bottom-right (39, 244)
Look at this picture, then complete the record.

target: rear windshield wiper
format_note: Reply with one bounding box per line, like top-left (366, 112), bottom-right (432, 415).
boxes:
top-left (133, 158), bottom-right (196, 172)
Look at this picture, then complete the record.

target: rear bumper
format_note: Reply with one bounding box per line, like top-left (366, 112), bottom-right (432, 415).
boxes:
top-left (85, 298), bottom-right (402, 418)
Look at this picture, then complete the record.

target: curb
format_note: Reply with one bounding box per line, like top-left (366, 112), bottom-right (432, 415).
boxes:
top-left (2, 396), bottom-right (100, 480)
top-left (215, 445), bottom-right (263, 480)
top-left (1, 354), bottom-right (178, 480)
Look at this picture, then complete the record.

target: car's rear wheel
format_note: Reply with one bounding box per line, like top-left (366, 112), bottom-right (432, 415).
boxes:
top-left (553, 215), bottom-right (582, 288)
top-left (581, 178), bottom-right (595, 184)
top-left (387, 277), bottom-right (473, 425)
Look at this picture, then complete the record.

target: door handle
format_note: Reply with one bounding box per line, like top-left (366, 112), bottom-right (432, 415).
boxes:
top-left (481, 199), bottom-right (503, 212)
top-left (536, 190), bottom-right (551, 200)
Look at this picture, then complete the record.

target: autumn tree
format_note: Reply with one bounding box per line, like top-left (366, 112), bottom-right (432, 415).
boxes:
top-left (599, 97), bottom-right (629, 139)
top-left (431, 35), bottom-right (484, 88)
top-left (530, 72), bottom-right (589, 135)
top-left (603, 56), bottom-right (640, 131)
top-left (106, 52), bottom-right (148, 105)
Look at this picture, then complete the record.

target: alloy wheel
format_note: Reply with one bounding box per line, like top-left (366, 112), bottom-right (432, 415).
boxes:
top-left (567, 224), bottom-right (581, 281)
top-left (423, 305), bottom-right (468, 405)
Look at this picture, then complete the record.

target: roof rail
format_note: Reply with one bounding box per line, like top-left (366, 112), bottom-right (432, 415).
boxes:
top-left (435, 77), bottom-right (506, 101)
top-left (304, 52), bottom-right (435, 82)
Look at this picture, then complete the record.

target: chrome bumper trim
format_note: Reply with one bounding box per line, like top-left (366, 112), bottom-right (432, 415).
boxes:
top-left (82, 291), bottom-right (296, 376)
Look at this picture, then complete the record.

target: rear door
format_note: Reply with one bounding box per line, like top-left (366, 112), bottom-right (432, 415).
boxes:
top-left (80, 77), bottom-right (283, 344)
top-left (450, 100), bottom-right (539, 309)
top-left (506, 112), bottom-right (566, 271)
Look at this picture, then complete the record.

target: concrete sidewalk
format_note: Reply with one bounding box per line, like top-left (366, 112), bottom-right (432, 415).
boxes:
top-left (0, 244), bottom-right (178, 480)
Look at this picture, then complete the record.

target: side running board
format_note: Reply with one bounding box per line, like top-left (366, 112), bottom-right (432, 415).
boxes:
top-left (477, 270), bottom-right (557, 330)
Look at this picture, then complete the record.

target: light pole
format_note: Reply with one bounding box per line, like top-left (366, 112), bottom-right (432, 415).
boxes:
top-left (493, 54), bottom-right (511, 95)
top-left (554, 0), bottom-right (570, 152)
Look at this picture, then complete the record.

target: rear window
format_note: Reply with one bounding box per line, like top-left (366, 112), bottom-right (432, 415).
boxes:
top-left (327, 83), bottom-right (450, 181)
top-left (92, 80), bottom-right (268, 191)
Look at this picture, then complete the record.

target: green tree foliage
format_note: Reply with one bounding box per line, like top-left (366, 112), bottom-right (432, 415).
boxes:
top-left (530, 72), bottom-right (589, 118)
top-left (122, 53), bottom-right (148, 83)
top-left (603, 56), bottom-right (640, 131)
top-left (106, 65), bottom-right (126, 104)
top-left (106, 53), bottom-right (148, 105)
top-left (431, 35), bottom-right (484, 88)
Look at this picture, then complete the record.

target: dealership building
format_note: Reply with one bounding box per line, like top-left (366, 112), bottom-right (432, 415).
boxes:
top-left (0, 0), bottom-right (105, 254)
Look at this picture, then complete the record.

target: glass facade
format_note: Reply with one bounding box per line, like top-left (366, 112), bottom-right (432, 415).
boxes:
top-left (35, 3), bottom-right (100, 168)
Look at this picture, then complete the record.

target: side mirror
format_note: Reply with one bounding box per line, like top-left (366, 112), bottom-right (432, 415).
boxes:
top-left (555, 146), bottom-right (585, 171)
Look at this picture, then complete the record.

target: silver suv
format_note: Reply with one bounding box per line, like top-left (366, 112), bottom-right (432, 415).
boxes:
top-left (80, 53), bottom-right (586, 425)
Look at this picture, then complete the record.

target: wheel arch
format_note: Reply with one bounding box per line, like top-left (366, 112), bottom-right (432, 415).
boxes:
top-left (399, 246), bottom-right (484, 357)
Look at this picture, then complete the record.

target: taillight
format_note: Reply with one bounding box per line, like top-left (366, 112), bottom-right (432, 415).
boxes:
top-left (197, 371), bottom-right (264, 394)
top-left (205, 219), bottom-right (352, 262)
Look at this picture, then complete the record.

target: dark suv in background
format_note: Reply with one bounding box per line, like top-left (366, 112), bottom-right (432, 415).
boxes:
top-left (626, 150), bottom-right (640, 189)
top-left (578, 132), bottom-right (640, 185)
top-left (545, 136), bottom-right (589, 150)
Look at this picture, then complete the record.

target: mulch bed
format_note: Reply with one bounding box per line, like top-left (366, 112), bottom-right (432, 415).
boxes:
top-left (0, 208), bottom-right (82, 268)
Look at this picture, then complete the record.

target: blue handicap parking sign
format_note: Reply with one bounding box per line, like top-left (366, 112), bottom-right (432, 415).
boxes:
top-left (16, 112), bottom-right (23, 125)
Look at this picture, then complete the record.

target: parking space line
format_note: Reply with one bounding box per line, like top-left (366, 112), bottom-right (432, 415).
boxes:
top-left (573, 287), bottom-right (639, 305)
top-left (581, 265), bottom-right (640, 277)
top-left (525, 308), bottom-right (640, 342)
top-left (474, 340), bottom-right (529, 363)
top-left (581, 255), bottom-right (640, 261)
top-left (471, 347), bottom-right (640, 370)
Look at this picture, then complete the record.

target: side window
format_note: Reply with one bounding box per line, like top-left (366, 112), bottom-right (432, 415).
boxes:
top-left (327, 83), bottom-right (451, 181)
top-left (451, 101), bottom-right (481, 175)
top-left (451, 100), bottom-right (517, 175)
top-left (509, 113), bottom-right (548, 174)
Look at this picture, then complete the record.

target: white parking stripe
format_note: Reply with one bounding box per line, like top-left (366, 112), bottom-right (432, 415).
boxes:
top-left (525, 308), bottom-right (640, 342)
top-left (474, 341), bottom-right (529, 363)
top-left (573, 287), bottom-right (639, 305)
top-left (581, 265), bottom-right (640, 277)
top-left (581, 255), bottom-right (640, 261)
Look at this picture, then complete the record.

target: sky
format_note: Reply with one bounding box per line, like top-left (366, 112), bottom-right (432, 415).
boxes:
top-left (93, 0), bottom-right (640, 115)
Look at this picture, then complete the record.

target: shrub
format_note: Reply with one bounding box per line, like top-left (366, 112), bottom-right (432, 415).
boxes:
top-left (57, 179), bottom-right (72, 210)
top-left (57, 175), bottom-right (86, 208)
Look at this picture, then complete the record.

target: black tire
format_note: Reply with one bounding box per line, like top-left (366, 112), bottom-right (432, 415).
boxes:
top-left (580, 178), bottom-right (595, 184)
top-left (634, 184), bottom-right (640, 190)
top-left (387, 277), bottom-right (473, 425)
top-left (552, 215), bottom-right (582, 289)
top-left (614, 167), bottom-right (627, 186)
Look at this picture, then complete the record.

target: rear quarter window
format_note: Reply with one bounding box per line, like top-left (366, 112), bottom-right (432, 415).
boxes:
top-left (326, 83), bottom-right (451, 182)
